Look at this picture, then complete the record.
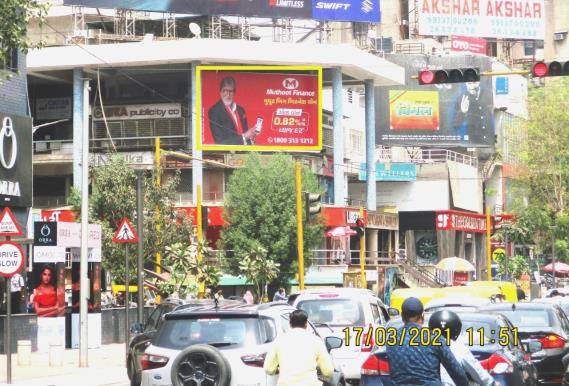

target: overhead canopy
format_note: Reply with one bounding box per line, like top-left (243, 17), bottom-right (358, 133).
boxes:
top-left (543, 262), bottom-right (569, 274)
top-left (435, 257), bottom-right (476, 272)
top-left (27, 38), bottom-right (405, 86)
top-left (326, 226), bottom-right (356, 238)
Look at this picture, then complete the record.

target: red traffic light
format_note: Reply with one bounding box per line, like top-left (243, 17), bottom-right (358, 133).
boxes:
top-left (418, 68), bottom-right (480, 85)
top-left (355, 218), bottom-right (365, 227)
top-left (532, 61), bottom-right (569, 77)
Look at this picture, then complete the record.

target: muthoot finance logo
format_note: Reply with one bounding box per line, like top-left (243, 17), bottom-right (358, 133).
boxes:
top-left (282, 78), bottom-right (299, 90)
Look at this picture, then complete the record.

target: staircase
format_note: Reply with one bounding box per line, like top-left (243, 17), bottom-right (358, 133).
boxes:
top-left (398, 262), bottom-right (444, 288)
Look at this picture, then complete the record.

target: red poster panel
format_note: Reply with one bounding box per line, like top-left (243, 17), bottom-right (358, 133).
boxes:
top-left (198, 66), bottom-right (322, 152)
top-left (451, 35), bottom-right (487, 55)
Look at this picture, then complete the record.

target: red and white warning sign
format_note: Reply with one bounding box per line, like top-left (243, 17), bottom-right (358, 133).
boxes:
top-left (112, 217), bottom-right (139, 244)
top-left (0, 207), bottom-right (23, 237)
top-left (0, 241), bottom-right (25, 277)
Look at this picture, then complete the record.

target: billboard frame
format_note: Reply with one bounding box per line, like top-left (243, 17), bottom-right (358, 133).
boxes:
top-left (196, 65), bottom-right (323, 152)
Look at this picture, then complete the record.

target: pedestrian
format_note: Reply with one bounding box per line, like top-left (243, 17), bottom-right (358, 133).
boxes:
top-left (516, 286), bottom-right (526, 301)
top-left (385, 297), bottom-right (469, 386)
top-left (243, 289), bottom-right (254, 305)
top-left (204, 288), bottom-right (212, 299)
top-left (273, 287), bottom-right (287, 302)
top-left (10, 272), bottom-right (24, 314)
top-left (429, 310), bottom-right (498, 386)
top-left (264, 309), bottom-right (334, 385)
top-left (214, 289), bottom-right (224, 301)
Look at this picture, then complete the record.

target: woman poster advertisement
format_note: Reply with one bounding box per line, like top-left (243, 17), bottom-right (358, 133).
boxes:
top-left (31, 263), bottom-right (65, 317)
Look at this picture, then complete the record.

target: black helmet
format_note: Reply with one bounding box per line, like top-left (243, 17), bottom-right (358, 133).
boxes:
top-left (428, 310), bottom-right (462, 341)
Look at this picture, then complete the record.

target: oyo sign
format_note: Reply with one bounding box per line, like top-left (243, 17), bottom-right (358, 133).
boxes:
top-left (0, 241), bottom-right (25, 277)
top-left (450, 35), bottom-right (487, 55)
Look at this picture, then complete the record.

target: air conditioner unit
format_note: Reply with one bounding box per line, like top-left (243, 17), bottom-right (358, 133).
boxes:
top-left (554, 32), bottom-right (567, 41)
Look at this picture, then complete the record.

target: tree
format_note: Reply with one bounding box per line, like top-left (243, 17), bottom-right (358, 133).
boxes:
top-left (0, 0), bottom-right (48, 76)
top-left (69, 155), bottom-right (195, 283)
top-left (509, 78), bottom-right (569, 260)
top-left (238, 244), bottom-right (280, 302)
top-left (158, 240), bottom-right (221, 298)
top-left (221, 153), bottom-right (324, 288)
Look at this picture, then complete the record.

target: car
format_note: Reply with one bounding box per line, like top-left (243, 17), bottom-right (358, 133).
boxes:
top-left (289, 288), bottom-right (397, 384)
top-left (543, 288), bottom-right (569, 298)
top-left (534, 297), bottom-right (569, 318)
top-left (423, 295), bottom-right (492, 313)
top-left (140, 301), bottom-right (346, 386)
top-left (127, 298), bottom-right (243, 386)
top-left (480, 302), bottom-right (569, 385)
top-left (360, 312), bottom-right (539, 386)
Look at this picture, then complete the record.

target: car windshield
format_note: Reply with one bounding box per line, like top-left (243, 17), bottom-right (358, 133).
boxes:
top-left (456, 320), bottom-right (499, 346)
top-left (297, 299), bottom-right (365, 326)
top-left (153, 316), bottom-right (274, 350)
top-left (495, 310), bottom-right (552, 328)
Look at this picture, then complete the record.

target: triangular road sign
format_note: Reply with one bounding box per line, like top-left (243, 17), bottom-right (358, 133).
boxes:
top-left (0, 207), bottom-right (23, 237)
top-left (112, 217), bottom-right (139, 244)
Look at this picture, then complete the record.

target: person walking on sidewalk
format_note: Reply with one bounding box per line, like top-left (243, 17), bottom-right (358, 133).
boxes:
top-left (10, 272), bottom-right (24, 314)
top-left (264, 309), bottom-right (334, 386)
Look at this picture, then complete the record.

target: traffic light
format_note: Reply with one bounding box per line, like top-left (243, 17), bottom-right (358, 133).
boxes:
top-left (531, 61), bottom-right (569, 77)
top-left (201, 206), bottom-right (209, 234)
top-left (418, 68), bottom-right (480, 85)
top-left (492, 215), bottom-right (502, 234)
top-left (354, 218), bottom-right (365, 237)
top-left (304, 192), bottom-right (321, 221)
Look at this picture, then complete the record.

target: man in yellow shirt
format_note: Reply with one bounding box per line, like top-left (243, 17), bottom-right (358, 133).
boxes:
top-left (264, 309), bottom-right (335, 386)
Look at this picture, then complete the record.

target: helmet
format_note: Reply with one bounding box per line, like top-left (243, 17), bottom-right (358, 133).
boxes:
top-left (428, 310), bottom-right (462, 341)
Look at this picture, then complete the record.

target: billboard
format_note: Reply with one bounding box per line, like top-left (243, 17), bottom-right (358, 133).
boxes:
top-left (359, 162), bottom-right (417, 181)
top-left (197, 66), bottom-right (322, 152)
top-left (450, 35), bottom-right (487, 55)
top-left (376, 54), bottom-right (494, 147)
top-left (61, 0), bottom-right (381, 22)
top-left (419, 0), bottom-right (545, 40)
top-left (0, 113), bottom-right (32, 207)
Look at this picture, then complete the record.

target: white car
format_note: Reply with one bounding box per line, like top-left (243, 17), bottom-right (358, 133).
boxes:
top-left (288, 288), bottom-right (397, 384)
top-left (140, 301), bottom-right (345, 386)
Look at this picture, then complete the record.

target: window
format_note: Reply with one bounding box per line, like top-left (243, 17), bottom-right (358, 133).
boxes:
top-left (145, 307), bottom-right (162, 331)
top-left (297, 299), bottom-right (365, 327)
top-left (370, 303), bottom-right (381, 323)
top-left (1, 48), bottom-right (18, 72)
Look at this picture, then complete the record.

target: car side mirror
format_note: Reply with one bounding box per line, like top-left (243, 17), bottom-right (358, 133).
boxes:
top-left (524, 340), bottom-right (542, 354)
top-left (388, 307), bottom-right (400, 317)
top-left (325, 336), bottom-right (343, 352)
top-left (130, 323), bottom-right (144, 334)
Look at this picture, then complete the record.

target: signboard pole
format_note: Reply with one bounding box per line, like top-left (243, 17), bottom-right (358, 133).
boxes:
top-left (196, 185), bottom-right (204, 298)
top-left (5, 243), bottom-right (12, 384)
top-left (486, 207), bottom-right (492, 281)
top-left (294, 162), bottom-right (305, 291)
top-left (359, 207), bottom-right (366, 289)
top-left (136, 171), bottom-right (144, 324)
top-left (124, 243), bottom-right (129, 363)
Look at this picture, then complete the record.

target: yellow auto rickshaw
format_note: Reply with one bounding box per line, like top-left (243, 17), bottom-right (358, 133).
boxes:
top-left (390, 287), bottom-right (443, 312)
top-left (464, 281), bottom-right (518, 302)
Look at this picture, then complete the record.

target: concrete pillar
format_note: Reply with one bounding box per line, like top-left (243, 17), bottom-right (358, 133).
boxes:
top-left (191, 61), bottom-right (202, 205)
top-left (364, 79), bottom-right (376, 211)
top-left (73, 68), bottom-right (84, 189)
top-left (332, 67), bottom-right (345, 206)
top-left (366, 229), bottom-right (379, 263)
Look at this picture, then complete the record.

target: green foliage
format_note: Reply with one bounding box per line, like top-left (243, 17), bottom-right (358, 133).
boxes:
top-left (494, 254), bottom-right (530, 279)
top-left (221, 154), bottom-right (324, 287)
top-left (238, 244), bottom-right (280, 302)
top-left (157, 240), bottom-right (221, 298)
top-left (0, 0), bottom-right (48, 77)
top-left (69, 155), bottom-right (194, 283)
top-left (509, 78), bottom-right (569, 260)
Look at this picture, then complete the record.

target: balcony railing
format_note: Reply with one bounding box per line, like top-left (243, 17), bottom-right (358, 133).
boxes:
top-left (33, 140), bottom-right (74, 155)
top-left (376, 148), bottom-right (478, 167)
top-left (309, 249), bottom-right (399, 266)
top-left (34, 196), bottom-right (68, 208)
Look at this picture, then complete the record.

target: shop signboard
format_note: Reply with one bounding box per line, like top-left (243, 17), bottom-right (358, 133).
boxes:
top-left (359, 162), bottom-right (417, 181)
top-left (450, 35), bottom-right (487, 55)
top-left (198, 66), bottom-right (322, 152)
top-left (92, 103), bottom-right (182, 121)
top-left (419, 0), bottom-right (545, 40)
top-left (436, 210), bottom-right (487, 233)
top-left (366, 211), bottom-right (398, 230)
top-left (35, 98), bottom-right (72, 120)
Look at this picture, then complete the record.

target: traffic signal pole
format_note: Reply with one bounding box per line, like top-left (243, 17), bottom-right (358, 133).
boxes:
top-left (155, 138), bottom-right (162, 276)
top-left (486, 206), bottom-right (492, 281)
top-left (359, 207), bottom-right (366, 289)
top-left (295, 162), bottom-right (305, 290)
top-left (197, 184), bottom-right (205, 297)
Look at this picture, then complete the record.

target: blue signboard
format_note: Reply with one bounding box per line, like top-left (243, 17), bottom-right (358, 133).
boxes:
top-left (359, 162), bottom-right (417, 181)
top-left (312, 0), bottom-right (381, 22)
top-left (495, 77), bottom-right (509, 95)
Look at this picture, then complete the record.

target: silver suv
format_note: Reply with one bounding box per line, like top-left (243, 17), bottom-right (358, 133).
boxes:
top-left (140, 301), bottom-right (345, 386)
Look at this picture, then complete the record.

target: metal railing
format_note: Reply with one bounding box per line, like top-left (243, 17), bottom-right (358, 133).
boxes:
top-left (90, 135), bottom-right (187, 151)
top-left (309, 249), bottom-right (398, 266)
top-left (33, 196), bottom-right (68, 208)
top-left (375, 148), bottom-right (478, 167)
top-left (33, 140), bottom-right (74, 155)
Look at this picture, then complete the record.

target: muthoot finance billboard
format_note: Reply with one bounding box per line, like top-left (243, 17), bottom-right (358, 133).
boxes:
top-left (197, 66), bottom-right (322, 152)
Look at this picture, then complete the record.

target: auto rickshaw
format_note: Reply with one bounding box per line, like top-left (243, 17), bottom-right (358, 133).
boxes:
top-left (390, 287), bottom-right (443, 312)
top-left (464, 281), bottom-right (518, 302)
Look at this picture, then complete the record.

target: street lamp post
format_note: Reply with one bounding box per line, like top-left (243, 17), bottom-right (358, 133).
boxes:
top-left (551, 227), bottom-right (557, 288)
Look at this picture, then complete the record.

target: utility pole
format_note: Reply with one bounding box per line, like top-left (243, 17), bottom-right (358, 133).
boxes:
top-left (196, 184), bottom-right (205, 297)
top-left (136, 170), bottom-right (144, 323)
top-left (359, 207), bottom-right (366, 289)
top-left (486, 207), bottom-right (492, 281)
top-left (504, 224), bottom-right (509, 281)
top-left (552, 227), bottom-right (557, 288)
top-left (154, 138), bottom-right (161, 276)
top-left (294, 162), bottom-right (305, 290)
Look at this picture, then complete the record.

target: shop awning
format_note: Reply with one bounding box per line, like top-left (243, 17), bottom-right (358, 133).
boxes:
top-left (289, 271), bottom-right (344, 285)
top-left (219, 274), bottom-right (250, 286)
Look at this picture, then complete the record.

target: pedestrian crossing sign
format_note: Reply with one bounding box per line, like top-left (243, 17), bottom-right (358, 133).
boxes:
top-left (112, 217), bottom-right (139, 244)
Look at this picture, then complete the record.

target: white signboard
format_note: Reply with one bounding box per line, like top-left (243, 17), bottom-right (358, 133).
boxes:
top-left (346, 210), bottom-right (360, 225)
top-left (33, 246), bottom-right (66, 263)
top-left (92, 103), bottom-right (182, 121)
top-left (35, 98), bottom-right (72, 120)
top-left (57, 223), bottom-right (102, 249)
top-left (0, 242), bottom-right (25, 277)
top-left (90, 151), bottom-right (154, 168)
top-left (70, 247), bottom-right (102, 263)
top-left (418, 0), bottom-right (545, 40)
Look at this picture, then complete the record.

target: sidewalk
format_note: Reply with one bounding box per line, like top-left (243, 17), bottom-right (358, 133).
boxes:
top-left (0, 343), bottom-right (128, 386)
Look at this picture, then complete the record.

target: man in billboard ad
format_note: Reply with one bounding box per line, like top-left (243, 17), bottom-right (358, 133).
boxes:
top-left (376, 54), bottom-right (494, 147)
top-left (198, 66), bottom-right (322, 152)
